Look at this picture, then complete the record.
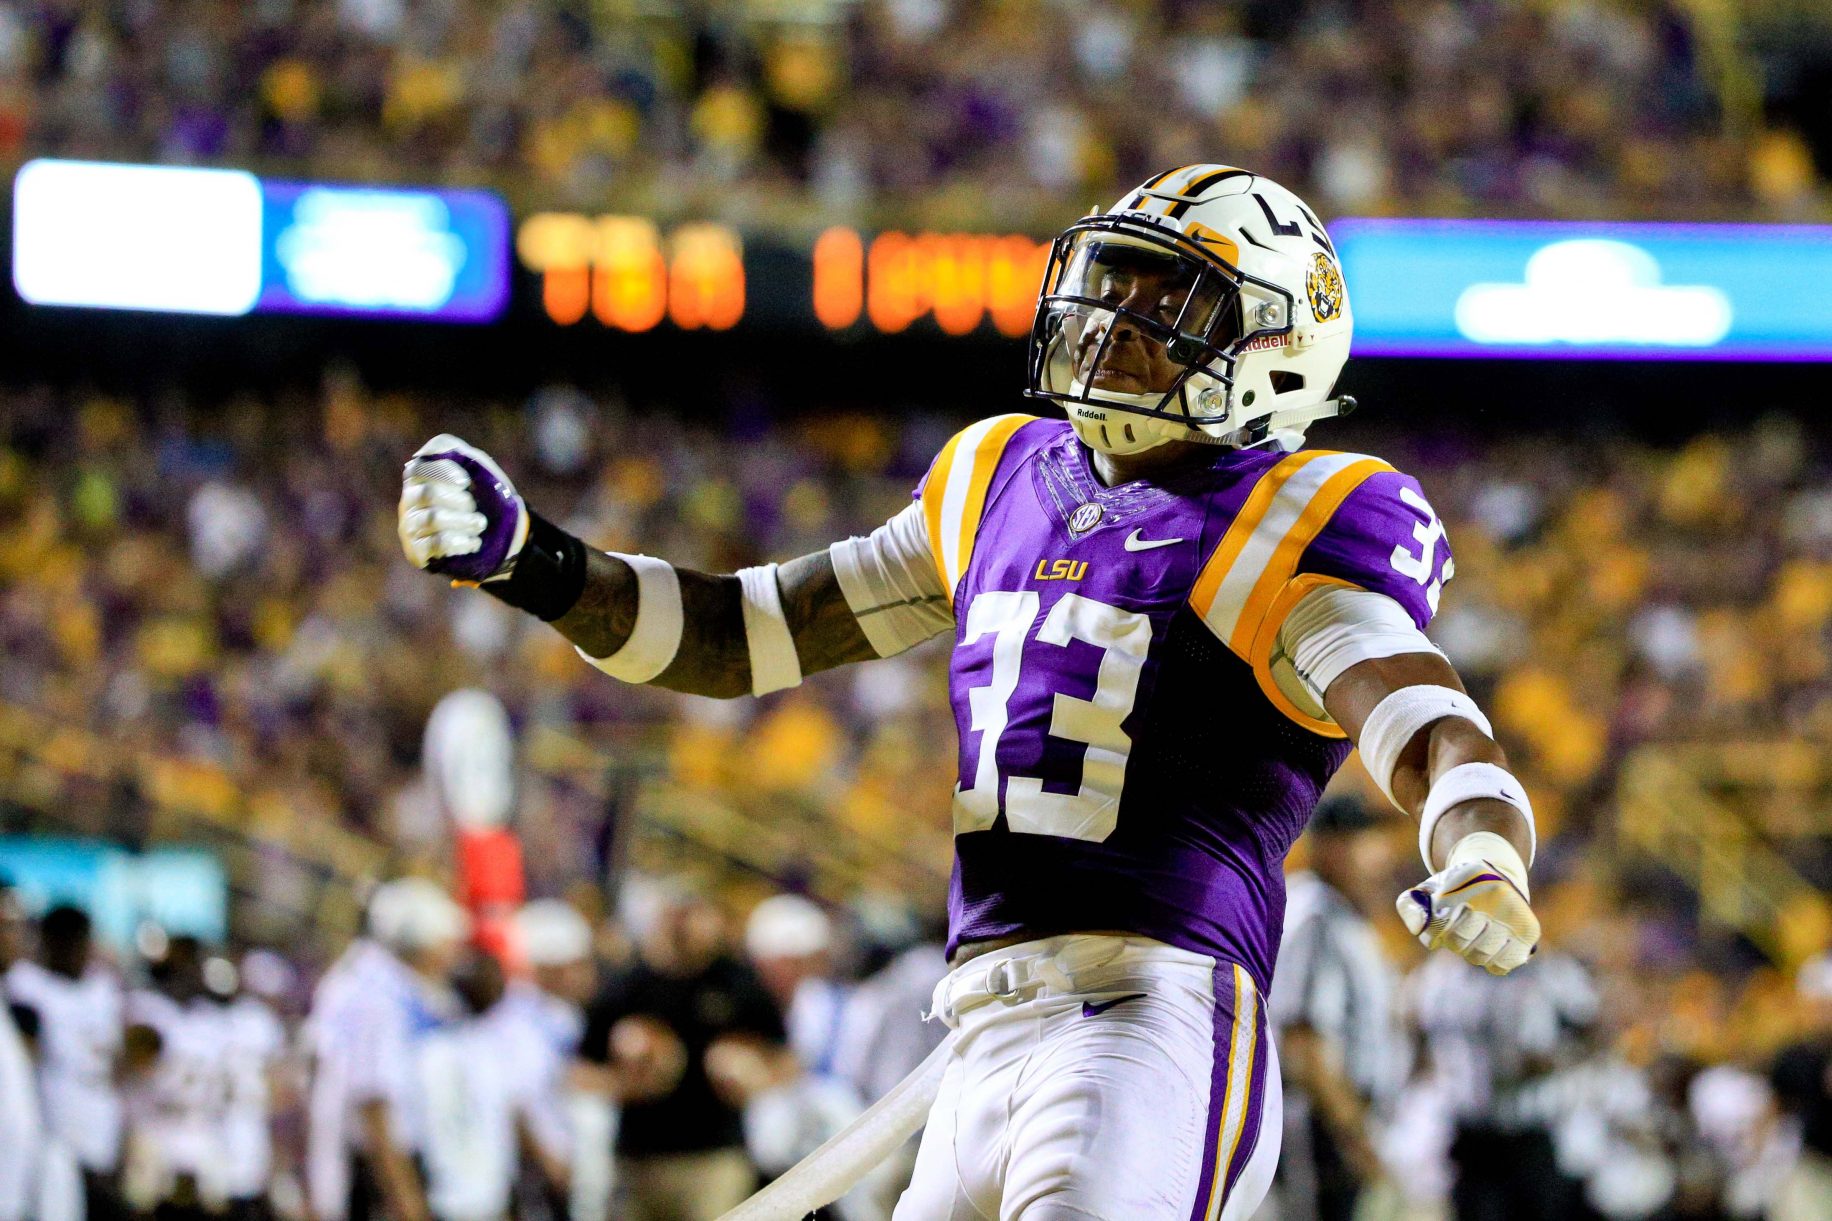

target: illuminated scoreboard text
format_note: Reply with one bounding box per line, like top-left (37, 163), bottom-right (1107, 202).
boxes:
top-left (517, 214), bottom-right (1052, 338)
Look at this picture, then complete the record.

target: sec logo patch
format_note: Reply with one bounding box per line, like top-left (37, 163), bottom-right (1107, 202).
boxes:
top-left (1069, 502), bottom-right (1103, 534)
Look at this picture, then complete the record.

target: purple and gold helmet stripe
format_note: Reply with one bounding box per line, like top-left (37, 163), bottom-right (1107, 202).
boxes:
top-left (1127, 164), bottom-right (1250, 219)
top-left (1164, 168), bottom-right (1253, 219)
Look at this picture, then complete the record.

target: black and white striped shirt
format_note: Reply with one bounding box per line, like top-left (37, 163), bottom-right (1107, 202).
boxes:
top-left (1271, 871), bottom-right (1408, 1109)
top-left (1410, 948), bottom-right (1599, 1129)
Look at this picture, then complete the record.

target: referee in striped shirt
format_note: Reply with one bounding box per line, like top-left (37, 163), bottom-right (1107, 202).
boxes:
top-left (1270, 796), bottom-right (1407, 1221)
top-left (1412, 932), bottom-right (1599, 1219)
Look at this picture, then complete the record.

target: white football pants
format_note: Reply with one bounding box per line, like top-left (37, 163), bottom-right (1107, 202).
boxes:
top-left (893, 934), bottom-right (1280, 1221)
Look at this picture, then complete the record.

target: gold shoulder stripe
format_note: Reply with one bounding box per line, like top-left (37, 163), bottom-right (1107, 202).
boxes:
top-left (1190, 450), bottom-right (1333, 620)
top-left (951, 414), bottom-right (1032, 597)
top-left (921, 429), bottom-right (967, 596)
top-left (1226, 457), bottom-right (1391, 656)
top-left (1190, 451), bottom-right (1393, 659)
top-left (922, 414), bottom-right (1037, 603)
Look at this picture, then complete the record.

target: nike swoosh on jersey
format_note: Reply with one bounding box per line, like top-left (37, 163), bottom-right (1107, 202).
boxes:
top-left (1123, 529), bottom-right (1183, 552)
top-left (1081, 992), bottom-right (1149, 1017)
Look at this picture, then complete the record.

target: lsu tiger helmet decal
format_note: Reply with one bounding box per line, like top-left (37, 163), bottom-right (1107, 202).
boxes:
top-left (1026, 165), bottom-right (1355, 455)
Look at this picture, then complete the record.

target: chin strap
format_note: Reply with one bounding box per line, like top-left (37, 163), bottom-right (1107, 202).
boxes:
top-left (1269, 394), bottom-right (1357, 432)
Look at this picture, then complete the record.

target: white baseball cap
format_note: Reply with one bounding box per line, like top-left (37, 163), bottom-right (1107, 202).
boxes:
top-left (367, 878), bottom-right (470, 954)
top-left (514, 899), bottom-right (593, 967)
top-left (745, 894), bottom-right (832, 960)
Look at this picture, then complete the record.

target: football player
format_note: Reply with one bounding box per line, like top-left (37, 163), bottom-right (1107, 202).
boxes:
top-left (397, 166), bottom-right (1540, 1221)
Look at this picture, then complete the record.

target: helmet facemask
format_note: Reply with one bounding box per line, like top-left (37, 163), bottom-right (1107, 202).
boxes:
top-left (1027, 213), bottom-right (1297, 455)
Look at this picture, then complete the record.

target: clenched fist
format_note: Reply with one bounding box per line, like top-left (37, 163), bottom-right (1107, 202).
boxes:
top-left (1397, 831), bottom-right (1539, 975)
top-left (397, 434), bottom-right (529, 583)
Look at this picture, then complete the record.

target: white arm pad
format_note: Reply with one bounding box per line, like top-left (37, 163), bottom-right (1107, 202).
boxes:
top-left (829, 502), bottom-right (953, 657)
top-left (1277, 585), bottom-right (1445, 704)
top-left (574, 553), bottom-right (683, 683)
top-left (739, 563), bottom-right (803, 696)
top-left (1423, 762), bottom-right (1535, 870)
top-left (1356, 684), bottom-right (1494, 808)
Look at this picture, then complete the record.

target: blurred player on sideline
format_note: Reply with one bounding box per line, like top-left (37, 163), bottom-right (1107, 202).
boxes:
top-left (576, 882), bottom-right (789, 1220)
top-left (220, 951), bottom-right (291, 1221)
top-left (306, 879), bottom-right (468, 1221)
top-left (122, 935), bottom-right (234, 1216)
top-left (1411, 947), bottom-right (1600, 1219)
top-left (0, 880), bottom-right (44, 1221)
top-left (418, 949), bottom-right (524, 1221)
top-left (741, 895), bottom-right (878, 1220)
top-left (502, 898), bottom-right (614, 1221)
top-left (7, 905), bottom-right (127, 1221)
top-left (400, 166), bottom-right (1542, 1218)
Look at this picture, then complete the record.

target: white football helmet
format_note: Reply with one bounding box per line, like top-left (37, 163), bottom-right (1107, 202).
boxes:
top-left (1027, 165), bottom-right (1355, 455)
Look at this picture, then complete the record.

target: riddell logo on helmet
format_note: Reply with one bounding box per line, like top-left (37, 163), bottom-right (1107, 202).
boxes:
top-left (1240, 333), bottom-right (1288, 354)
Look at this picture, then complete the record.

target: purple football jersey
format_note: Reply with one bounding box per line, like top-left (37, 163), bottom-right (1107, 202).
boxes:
top-left (918, 417), bottom-right (1452, 992)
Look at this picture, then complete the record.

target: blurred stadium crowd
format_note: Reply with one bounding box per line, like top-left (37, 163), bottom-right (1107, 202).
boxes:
top-left (4, 1), bottom-right (1832, 1218)
top-left (1, 379), bottom-right (1832, 1218)
top-left (3, 0), bottom-right (1830, 227)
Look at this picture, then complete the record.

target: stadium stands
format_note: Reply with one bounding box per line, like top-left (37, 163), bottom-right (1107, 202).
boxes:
top-left (3, 0), bottom-right (1827, 228)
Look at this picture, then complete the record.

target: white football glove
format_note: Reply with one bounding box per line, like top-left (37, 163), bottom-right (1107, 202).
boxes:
top-left (397, 434), bottom-right (530, 582)
top-left (1397, 831), bottom-right (1539, 975)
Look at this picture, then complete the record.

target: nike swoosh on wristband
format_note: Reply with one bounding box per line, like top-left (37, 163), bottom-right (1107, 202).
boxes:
top-left (1123, 529), bottom-right (1183, 552)
top-left (1081, 992), bottom-right (1148, 1017)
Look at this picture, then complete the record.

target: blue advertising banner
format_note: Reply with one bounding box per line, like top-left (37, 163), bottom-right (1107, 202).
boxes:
top-left (260, 181), bottom-right (510, 321)
top-left (12, 159), bottom-right (511, 322)
top-left (0, 837), bottom-right (227, 948)
top-left (1334, 218), bottom-right (1832, 362)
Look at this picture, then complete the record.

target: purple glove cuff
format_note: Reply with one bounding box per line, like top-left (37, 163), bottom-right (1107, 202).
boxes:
top-left (420, 448), bottom-right (524, 582)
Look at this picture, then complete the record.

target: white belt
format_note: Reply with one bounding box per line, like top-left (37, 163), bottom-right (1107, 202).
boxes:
top-left (930, 934), bottom-right (1183, 1027)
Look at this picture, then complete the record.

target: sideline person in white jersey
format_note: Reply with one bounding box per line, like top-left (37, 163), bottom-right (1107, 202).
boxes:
top-left (220, 951), bottom-right (291, 1221)
top-left (7, 904), bottom-right (128, 1221)
top-left (400, 164), bottom-right (1545, 1219)
top-left (501, 899), bottom-right (613, 1221)
top-left (307, 879), bottom-right (468, 1221)
top-left (418, 949), bottom-right (526, 1221)
top-left (0, 879), bottom-right (44, 1221)
top-left (122, 934), bottom-right (237, 1215)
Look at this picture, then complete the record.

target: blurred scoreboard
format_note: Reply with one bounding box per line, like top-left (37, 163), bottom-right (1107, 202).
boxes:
top-left (514, 212), bottom-right (1052, 338)
top-left (6, 158), bottom-right (1053, 338)
top-left (14, 159), bottom-right (1832, 361)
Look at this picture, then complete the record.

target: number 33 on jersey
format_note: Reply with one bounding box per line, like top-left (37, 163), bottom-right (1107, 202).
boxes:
top-left (914, 415), bottom-right (1452, 991)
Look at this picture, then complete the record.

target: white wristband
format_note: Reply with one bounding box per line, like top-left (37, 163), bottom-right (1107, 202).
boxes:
top-left (1422, 761), bottom-right (1535, 870)
top-left (739, 564), bottom-right (803, 696)
top-left (1358, 684), bottom-right (1493, 807)
top-left (575, 553), bottom-right (683, 684)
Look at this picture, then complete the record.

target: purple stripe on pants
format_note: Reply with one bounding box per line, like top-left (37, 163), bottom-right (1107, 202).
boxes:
top-left (1188, 961), bottom-right (1268, 1221)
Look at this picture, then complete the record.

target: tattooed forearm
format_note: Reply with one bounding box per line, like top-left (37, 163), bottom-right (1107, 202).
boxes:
top-left (552, 549), bottom-right (878, 699)
top-left (778, 551), bottom-right (879, 674)
top-left (553, 551), bottom-right (750, 698)
top-left (553, 550), bottom-right (640, 659)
